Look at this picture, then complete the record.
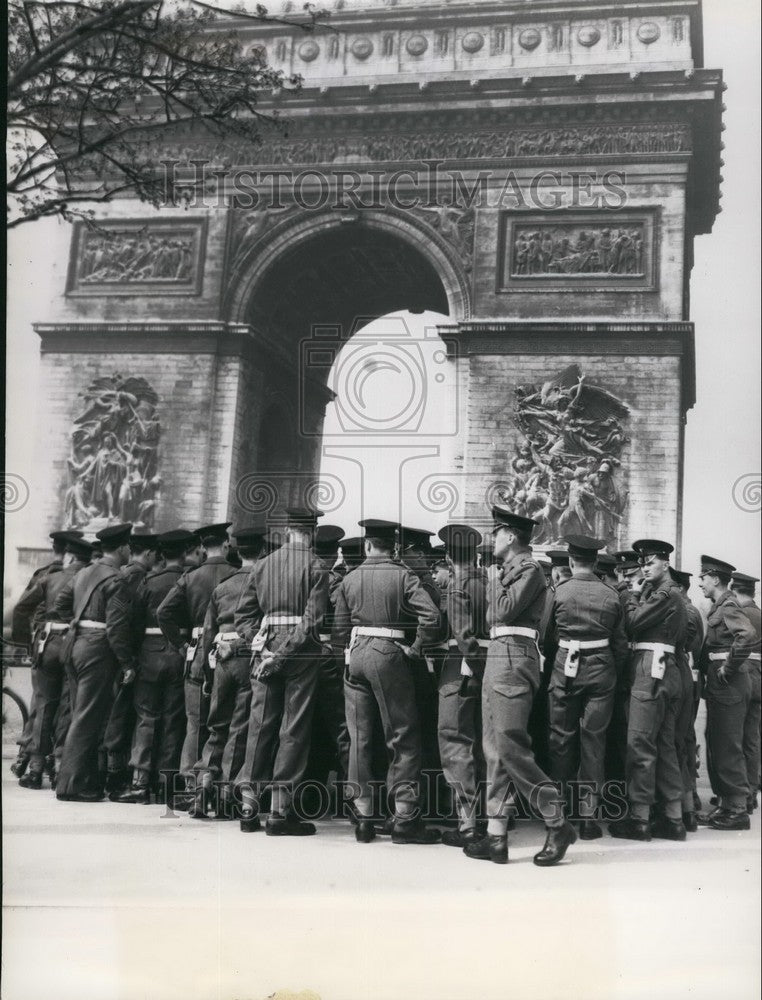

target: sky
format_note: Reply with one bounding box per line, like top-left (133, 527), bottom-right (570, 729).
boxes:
top-left (4, 0), bottom-right (760, 599)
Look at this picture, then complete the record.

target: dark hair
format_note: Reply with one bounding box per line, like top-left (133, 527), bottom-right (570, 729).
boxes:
top-left (237, 543), bottom-right (263, 560)
top-left (571, 554), bottom-right (597, 569)
top-left (52, 539), bottom-right (68, 556)
top-left (366, 536), bottom-right (393, 553)
top-left (512, 527), bottom-right (532, 546)
top-left (733, 582), bottom-right (756, 597)
top-left (161, 543), bottom-right (187, 560)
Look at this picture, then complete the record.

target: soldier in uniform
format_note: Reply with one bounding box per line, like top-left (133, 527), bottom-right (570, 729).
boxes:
top-left (465, 506), bottom-right (576, 867)
top-left (547, 549), bottom-right (572, 588)
top-left (233, 507), bottom-right (330, 836)
top-left (604, 549), bottom-right (642, 784)
top-left (610, 539), bottom-right (687, 842)
top-left (156, 522), bottom-right (234, 806)
top-left (190, 524), bottom-right (269, 818)
top-left (332, 519), bottom-right (442, 845)
top-left (18, 534), bottom-right (92, 789)
top-left (303, 525), bottom-right (350, 807)
top-left (730, 571), bottom-right (761, 811)
top-left (116, 530), bottom-right (195, 804)
top-left (103, 532), bottom-right (158, 796)
top-left (54, 523), bottom-right (136, 801)
top-left (436, 523), bottom-right (487, 848)
top-left (544, 536), bottom-right (629, 839)
top-left (669, 567), bottom-right (704, 830)
top-left (596, 552), bottom-right (619, 588)
top-left (697, 556), bottom-right (756, 830)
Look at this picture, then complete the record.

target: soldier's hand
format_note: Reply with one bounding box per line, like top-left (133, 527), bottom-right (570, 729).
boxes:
top-left (717, 665), bottom-right (729, 684)
top-left (394, 641), bottom-right (419, 660)
top-left (180, 642), bottom-right (190, 661)
top-left (121, 668), bottom-right (136, 686)
top-left (253, 651), bottom-right (277, 680)
top-left (631, 575), bottom-right (645, 595)
top-left (217, 640), bottom-right (233, 662)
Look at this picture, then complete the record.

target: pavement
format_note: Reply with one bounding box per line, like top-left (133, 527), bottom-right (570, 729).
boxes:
top-left (2, 695), bottom-right (760, 1000)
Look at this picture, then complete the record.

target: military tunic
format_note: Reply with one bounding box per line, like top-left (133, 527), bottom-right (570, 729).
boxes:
top-left (702, 591), bottom-right (757, 811)
top-left (233, 540), bottom-right (330, 809)
top-left (332, 555), bottom-right (440, 814)
top-left (544, 571), bottom-right (629, 817)
top-left (738, 600), bottom-right (762, 793)
top-left (129, 564), bottom-right (187, 785)
top-left (194, 568), bottom-right (253, 786)
top-left (674, 599), bottom-right (704, 812)
top-left (483, 549), bottom-right (563, 827)
top-left (438, 565), bottom-right (487, 828)
top-left (156, 555), bottom-right (235, 782)
top-left (54, 558), bottom-right (136, 797)
top-left (621, 578), bottom-right (687, 820)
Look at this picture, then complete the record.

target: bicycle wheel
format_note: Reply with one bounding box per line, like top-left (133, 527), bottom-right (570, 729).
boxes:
top-left (2, 687), bottom-right (29, 750)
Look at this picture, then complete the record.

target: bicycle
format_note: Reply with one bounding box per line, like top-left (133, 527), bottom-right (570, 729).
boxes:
top-left (2, 638), bottom-right (31, 751)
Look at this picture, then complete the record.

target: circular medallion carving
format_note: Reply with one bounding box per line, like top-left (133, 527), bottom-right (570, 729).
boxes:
top-left (298, 40), bottom-right (320, 62)
top-left (461, 31), bottom-right (485, 54)
top-left (636, 22), bottom-right (660, 44)
top-left (577, 26), bottom-right (601, 47)
top-left (518, 28), bottom-right (541, 51)
top-left (406, 34), bottom-right (428, 56)
top-left (351, 36), bottom-right (374, 60)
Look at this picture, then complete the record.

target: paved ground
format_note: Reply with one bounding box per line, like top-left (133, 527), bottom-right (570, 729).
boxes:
top-left (3, 731), bottom-right (760, 1000)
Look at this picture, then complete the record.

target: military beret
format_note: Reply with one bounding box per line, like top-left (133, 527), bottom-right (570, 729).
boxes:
top-left (632, 539), bottom-right (674, 558)
top-left (438, 523), bottom-right (482, 553)
top-left (564, 535), bottom-right (605, 559)
top-left (399, 526), bottom-right (434, 550)
top-left (340, 536), bottom-right (365, 559)
top-left (194, 522), bottom-right (232, 544)
top-left (51, 529), bottom-right (83, 541)
top-left (491, 504), bottom-right (538, 536)
top-left (284, 507), bottom-right (324, 528)
top-left (359, 518), bottom-right (398, 543)
top-left (315, 525), bottom-right (345, 553)
top-left (231, 523), bottom-right (268, 544)
top-left (129, 532), bottom-right (158, 552)
top-left (96, 523), bottom-right (132, 546)
top-left (700, 554), bottom-right (736, 577)
top-left (546, 548), bottom-right (570, 567)
top-left (731, 571), bottom-right (759, 585)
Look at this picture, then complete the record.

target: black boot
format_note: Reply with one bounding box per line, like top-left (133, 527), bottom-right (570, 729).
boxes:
top-left (609, 817), bottom-right (652, 841)
top-left (106, 770), bottom-right (129, 801)
top-left (650, 816), bottom-right (687, 841)
top-left (390, 818), bottom-right (441, 845)
top-left (747, 794), bottom-right (758, 815)
top-left (463, 833), bottom-right (508, 864)
top-left (240, 816), bottom-right (262, 833)
top-left (534, 821), bottom-right (577, 866)
top-left (578, 819), bottom-right (603, 841)
top-left (442, 828), bottom-right (480, 848)
top-left (355, 819), bottom-right (376, 843)
top-left (682, 812), bottom-right (698, 833)
top-left (10, 753), bottom-right (29, 778)
top-left (19, 770), bottom-right (43, 790)
top-left (115, 784), bottom-right (151, 804)
top-left (265, 814), bottom-right (317, 837)
top-left (697, 807), bottom-right (727, 826)
top-left (708, 809), bottom-right (751, 831)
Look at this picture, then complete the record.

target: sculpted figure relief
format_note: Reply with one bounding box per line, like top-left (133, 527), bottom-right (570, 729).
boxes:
top-left (501, 364), bottom-right (630, 547)
top-left (64, 375), bottom-right (161, 530)
top-left (512, 224), bottom-right (645, 277)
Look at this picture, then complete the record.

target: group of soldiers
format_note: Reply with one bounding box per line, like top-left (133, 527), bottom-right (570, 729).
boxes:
top-left (10, 504), bottom-right (761, 867)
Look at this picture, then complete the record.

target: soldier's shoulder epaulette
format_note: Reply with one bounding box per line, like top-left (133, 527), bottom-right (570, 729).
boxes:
top-left (555, 575), bottom-right (572, 587)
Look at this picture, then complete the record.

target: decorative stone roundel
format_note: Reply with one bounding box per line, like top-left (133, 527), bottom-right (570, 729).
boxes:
top-left (518, 28), bottom-right (542, 51)
top-left (577, 26), bottom-right (601, 47)
top-left (298, 40), bottom-right (320, 61)
top-left (406, 34), bottom-right (428, 56)
top-left (461, 31), bottom-right (485, 53)
top-left (352, 36), bottom-right (374, 60)
top-left (636, 22), bottom-right (661, 44)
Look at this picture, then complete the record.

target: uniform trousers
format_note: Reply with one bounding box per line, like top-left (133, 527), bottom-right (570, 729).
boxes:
top-left (742, 660), bottom-right (761, 793)
top-left (344, 635), bottom-right (422, 814)
top-left (28, 634), bottom-right (67, 772)
top-left (482, 635), bottom-right (563, 827)
top-left (625, 651), bottom-right (683, 820)
top-left (437, 651), bottom-right (484, 826)
top-left (195, 652), bottom-right (252, 786)
top-left (548, 650), bottom-right (617, 818)
top-left (674, 656), bottom-right (698, 813)
top-left (129, 636), bottom-right (186, 784)
top-left (705, 662), bottom-right (752, 811)
top-left (57, 632), bottom-right (118, 797)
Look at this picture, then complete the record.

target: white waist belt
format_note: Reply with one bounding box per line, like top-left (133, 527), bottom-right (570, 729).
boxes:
top-left (79, 620), bottom-right (106, 630)
top-left (191, 626), bottom-right (204, 639)
top-left (490, 626), bottom-right (539, 640)
top-left (264, 614), bottom-right (302, 626)
top-left (559, 638), bottom-right (610, 650)
top-left (708, 652), bottom-right (728, 661)
top-left (144, 627), bottom-right (163, 636)
top-left (215, 631), bottom-right (239, 642)
top-left (318, 633), bottom-right (331, 643)
top-left (448, 638), bottom-right (490, 649)
top-left (748, 653), bottom-right (761, 662)
top-left (354, 627), bottom-right (405, 640)
top-left (632, 642), bottom-right (676, 654)
top-left (44, 623), bottom-right (69, 632)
